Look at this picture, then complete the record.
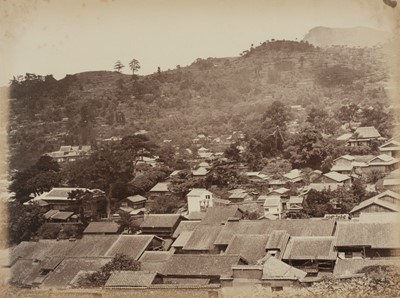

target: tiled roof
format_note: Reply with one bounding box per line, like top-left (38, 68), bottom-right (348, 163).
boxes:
top-left (350, 196), bottom-right (399, 214)
top-left (214, 219), bottom-right (335, 246)
top-left (334, 222), bottom-right (399, 249)
top-left (162, 254), bottom-right (243, 277)
top-left (83, 221), bottom-right (120, 234)
top-left (50, 211), bottom-right (74, 221)
top-left (172, 220), bottom-right (201, 238)
top-left (262, 255), bottom-right (307, 280)
top-left (42, 257), bottom-right (111, 288)
top-left (183, 224), bottom-right (222, 251)
top-left (282, 236), bottom-right (337, 260)
top-left (105, 235), bottom-right (155, 260)
top-left (172, 231), bottom-right (193, 248)
top-left (105, 271), bottom-right (156, 288)
top-left (149, 182), bottom-right (170, 192)
top-left (323, 171), bottom-right (351, 182)
top-left (225, 234), bottom-right (269, 264)
top-left (200, 206), bottom-right (242, 225)
top-left (187, 188), bottom-right (212, 197)
top-left (353, 126), bottom-right (381, 139)
top-left (263, 196), bottom-right (281, 207)
top-left (125, 195), bottom-right (147, 203)
top-left (185, 212), bottom-right (206, 221)
top-left (140, 214), bottom-right (182, 229)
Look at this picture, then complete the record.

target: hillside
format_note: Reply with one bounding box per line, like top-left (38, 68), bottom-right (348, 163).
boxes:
top-left (303, 26), bottom-right (392, 47)
top-left (7, 40), bottom-right (393, 170)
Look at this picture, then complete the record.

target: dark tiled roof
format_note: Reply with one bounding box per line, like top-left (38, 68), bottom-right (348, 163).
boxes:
top-left (105, 271), bottom-right (156, 288)
top-left (200, 206), bottom-right (242, 225)
top-left (282, 236), bottom-right (337, 260)
top-left (42, 257), bottom-right (112, 288)
top-left (225, 234), bottom-right (269, 264)
top-left (334, 222), bottom-right (399, 249)
top-left (214, 219), bottom-right (336, 246)
top-left (83, 221), bottom-right (120, 234)
top-left (172, 221), bottom-right (201, 238)
top-left (162, 254), bottom-right (243, 277)
top-left (140, 214), bottom-right (182, 229)
top-left (183, 224), bottom-right (222, 251)
top-left (105, 235), bottom-right (154, 260)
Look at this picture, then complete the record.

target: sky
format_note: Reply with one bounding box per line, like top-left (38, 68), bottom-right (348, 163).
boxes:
top-left (0, 0), bottom-right (398, 86)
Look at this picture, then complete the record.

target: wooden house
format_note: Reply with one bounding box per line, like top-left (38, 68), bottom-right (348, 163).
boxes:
top-left (148, 182), bottom-right (170, 199)
top-left (347, 126), bottom-right (385, 147)
top-left (186, 188), bottom-right (214, 213)
top-left (140, 214), bottom-right (184, 238)
top-left (282, 236), bottom-right (337, 273)
top-left (334, 222), bottom-right (400, 259)
top-left (83, 221), bottom-right (121, 235)
top-left (350, 190), bottom-right (400, 217)
top-left (120, 195), bottom-right (147, 209)
top-left (320, 172), bottom-right (351, 186)
top-left (379, 139), bottom-right (400, 158)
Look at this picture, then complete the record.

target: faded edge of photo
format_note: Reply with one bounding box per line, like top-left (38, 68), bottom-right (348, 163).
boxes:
top-left (0, 0), bottom-right (400, 297)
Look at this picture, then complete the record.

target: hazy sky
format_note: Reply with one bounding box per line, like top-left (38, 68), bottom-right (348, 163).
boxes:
top-left (0, 0), bottom-right (398, 85)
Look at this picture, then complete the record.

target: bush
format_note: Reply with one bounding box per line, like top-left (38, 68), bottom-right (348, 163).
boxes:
top-left (37, 223), bottom-right (61, 239)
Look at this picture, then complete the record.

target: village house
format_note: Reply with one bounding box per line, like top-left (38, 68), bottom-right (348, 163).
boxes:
top-left (350, 190), bottom-right (400, 217)
top-left (28, 187), bottom-right (107, 219)
top-left (186, 188), bottom-right (214, 214)
top-left (334, 221), bottom-right (400, 259)
top-left (383, 178), bottom-right (400, 192)
top-left (283, 169), bottom-right (303, 185)
top-left (43, 210), bottom-right (75, 223)
top-left (263, 196), bottom-right (282, 219)
top-left (148, 182), bottom-right (171, 199)
top-left (365, 154), bottom-right (399, 173)
top-left (282, 236), bottom-right (337, 273)
top-left (120, 195), bottom-right (147, 210)
top-left (347, 126), bottom-right (386, 147)
top-left (319, 172), bottom-right (351, 186)
top-left (379, 139), bottom-right (400, 157)
top-left (83, 221), bottom-right (121, 235)
top-left (160, 254), bottom-right (247, 285)
top-left (191, 167), bottom-right (209, 177)
top-left (45, 145), bottom-right (91, 164)
top-left (286, 196), bottom-right (304, 214)
top-left (140, 214), bottom-right (185, 238)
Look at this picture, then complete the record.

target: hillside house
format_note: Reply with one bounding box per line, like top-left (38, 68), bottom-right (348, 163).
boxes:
top-left (287, 196), bottom-right (304, 213)
top-left (320, 172), bottom-right (351, 186)
top-left (120, 195), bottom-right (147, 210)
top-left (383, 178), bottom-right (400, 192)
top-left (191, 167), bottom-right (209, 177)
top-left (350, 190), bottom-right (400, 217)
top-left (186, 188), bottom-right (214, 213)
top-left (334, 222), bottom-right (400, 259)
top-left (45, 145), bottom-right (91, 163)
top-left (263, 196), bottom-right (282, 219)
top-left (365, 154), bottom-right (399, 173)
top-left (140, 214), bottom-right (184, 238)
top-left (283, 169), bottom-right (303, 185)
top-left (379, 139), bottom-right (400, 157)
top-left (43, 210), bottom-right (75, 222)
top-left (29, 188), bottom-right (107, 219)
top-left (148, 182), bottom-right (170, 199)
top-left (347, 126), bottom-right (386, 147)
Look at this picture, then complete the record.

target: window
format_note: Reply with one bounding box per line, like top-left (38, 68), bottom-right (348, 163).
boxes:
top-left (265, 208), bottom-right (269, 212)
top-left (205, 195), bottom-right (210, 199)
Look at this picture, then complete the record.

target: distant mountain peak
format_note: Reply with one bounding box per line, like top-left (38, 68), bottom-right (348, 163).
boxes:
top-left (303, 26), bottom-right (392, 47)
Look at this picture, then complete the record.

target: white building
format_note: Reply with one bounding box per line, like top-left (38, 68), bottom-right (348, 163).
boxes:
top-left (186, 188), bottom-right (214, 213)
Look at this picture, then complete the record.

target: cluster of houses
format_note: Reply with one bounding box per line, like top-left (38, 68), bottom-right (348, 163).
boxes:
top-left (11, 125), bottom-right (399, 289)
top-left (8, 201), bottom-right (400, 289)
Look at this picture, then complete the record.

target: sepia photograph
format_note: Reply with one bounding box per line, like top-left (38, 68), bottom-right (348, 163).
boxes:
top-left (0, 0), bottom-right (399, 297)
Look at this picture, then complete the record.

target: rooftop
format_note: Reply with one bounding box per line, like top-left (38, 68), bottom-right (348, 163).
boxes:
top-left (83, 221), bottom-right (120, 234)
top-left (282, 236), bottom-right (336, 260)
top-left (225, 234), bottom-right (269, 264)
top-left (323, 171), bottom-right (351, 182)
top-left (149, 182), bottom-right (170, 192)
top-left (140, 214), bottom-right (182, 229)
top-left (105, 271), bottom-right (157, 288)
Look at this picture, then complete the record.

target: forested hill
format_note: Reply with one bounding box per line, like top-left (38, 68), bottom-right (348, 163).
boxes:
top-left (7, 40), bottom-right (393, 170)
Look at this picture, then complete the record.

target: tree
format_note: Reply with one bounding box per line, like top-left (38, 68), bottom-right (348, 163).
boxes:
top-left (10, 155), bottom-right (61, 202)
top-left (224, 143), bottom-right (241, 162)
top-left (114, 60), bottom-right (125, 73)
top-left (8, 202), bottom-right (45, 245)
top-left (149, 194), bottom-right (183, 214)
top-left (351, 178), bottom-right (367, 203)
top-left (129, 59), bottom-right (141, 75)
top-left (263, 101), bottom-right (290, 130)
top-left (77, 254), bottom-right (141, 288)
top-left (68, 189), bottom-right (107, 223)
